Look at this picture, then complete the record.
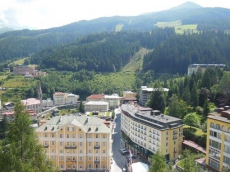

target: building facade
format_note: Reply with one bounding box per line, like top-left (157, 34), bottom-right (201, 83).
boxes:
top-left (104, 94), bottom-right (121, 109)
top-left (121, 103), bottom-right (183, 162)
top-left (139, 86), bottom-right (169, 107)
top-left (84, 101), bottom-right (109, 112)
top-left (21, 98), bottom-right (42, 113)
top-left (206, 108), bottom-right (230, 172)
top-left (53, 92), bottom-right (79, 106)
top-left (13, 65), bottom-right (35, 75)
top-left (187, 64), bottom-right (226, 76)
top-left (36, 116), bottom-right (112, 172)
top-left (123, 91), bottom-right (137, 99)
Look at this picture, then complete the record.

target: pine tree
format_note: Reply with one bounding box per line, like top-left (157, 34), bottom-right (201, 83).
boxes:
top-left (78, 101), bottom-right (84, 113)
top-left (203, 100), bottom-right (210, 119)
top-left (190, 84), bottom-right (198, 107)
top-left (182, 85), bottom-right (190, 105)
top-left (149, 149), bottom-right (167, 172)
top-left (0, 102), bottom-right (58, 172)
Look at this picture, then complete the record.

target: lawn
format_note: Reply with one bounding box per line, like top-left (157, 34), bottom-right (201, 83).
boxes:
top-left (155, 20), bottom-right (182, 28)
top-left (175, 24), bottom-right (198, 34)
top-left (2, 76), bottom-right (36, 88)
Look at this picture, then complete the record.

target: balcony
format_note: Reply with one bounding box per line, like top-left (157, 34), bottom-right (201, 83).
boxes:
top-left (94, 145), bottom-right (100, 149)
top-left (65, 145), bottom-right (77, 149)
top-left (44, 144), bottom-right (49, 148)
top-left (94, 160), bottom-right (100, 164)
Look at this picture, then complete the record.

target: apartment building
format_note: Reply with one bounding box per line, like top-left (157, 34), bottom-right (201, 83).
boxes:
top-left (21, 98), bottom-right (42, 113)
top-left (104, 94), bottom-right (121, 109)
top-left (187, 64), bottom-right (226, 76)
top-left (206, 107), bottom-right (230, 172)
top-left (53, 92), bottom-right (79, 106)
top-left (139, 86), bottom-right (169, 106)
top-left (86, 94), bottom-right (105, 102)
top-left (84, 101), bottom-right (109, 112)
top-left (36, 116), bottom-right (112, 172)
top-left (121, 103), bottom-right (183, 162)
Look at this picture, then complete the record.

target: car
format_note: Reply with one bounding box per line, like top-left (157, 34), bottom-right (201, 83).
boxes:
top-left (122, 168), bottom-right (127, 172)
top-left (119, 148), bottom-right (127, 152)
top-left (121, 150), bottom-right (129, 155)
top-left (126, 155), bottom-right (137, 159)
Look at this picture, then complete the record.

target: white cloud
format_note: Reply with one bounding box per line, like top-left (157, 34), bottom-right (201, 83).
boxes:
top-left (0, 0), bottom-right (230, 29)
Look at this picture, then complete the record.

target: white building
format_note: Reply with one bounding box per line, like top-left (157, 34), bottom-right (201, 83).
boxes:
top-left (21, 98), bottom-right (42, 113)
top-left (104, 94), bottom-right (121, 109)
top-left (66, 93), bottom-right (79, 104)
top-left (53, 92), bottom-right (79, 106)
top-left (139, 86), bottom-right (169, 106)
top-left (42, 98), bottom-right (54, 108)
top-left (84, 101), bottom-right (109, 112)
top-left (188, 64), bottom-right (226, 76)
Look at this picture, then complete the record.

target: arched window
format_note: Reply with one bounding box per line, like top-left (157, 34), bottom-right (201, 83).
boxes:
top-left (222, 126), bottom-right (227, 132)
top-left (210, 122), bottom-right (214, 128)
top-left (216, 124), bottom-right (220, 130)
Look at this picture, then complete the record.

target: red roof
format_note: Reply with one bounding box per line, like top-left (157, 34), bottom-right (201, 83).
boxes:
top-left (183, 140), bottom-right (206, 154)
top-left (87, 94), bottom-right (105, 100)
top-left (2, 109), bottom-right (37, 117)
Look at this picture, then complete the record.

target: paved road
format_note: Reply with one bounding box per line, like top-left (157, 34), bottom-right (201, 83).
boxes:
top-left (111, 108), bottom-right (127, 172)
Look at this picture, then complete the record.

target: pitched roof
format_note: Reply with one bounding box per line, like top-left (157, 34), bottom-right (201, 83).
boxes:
top-left (36, 116), bottom-right (111, 134)
top-left (87, 94), bottom-right (105, 100)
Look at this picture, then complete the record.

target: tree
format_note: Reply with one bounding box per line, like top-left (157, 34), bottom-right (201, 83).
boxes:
top-left (147, 88), bottom-right (166, 113)
top-left (0, 102), bottom-right (58, 172)
top-left (168, 95), bottom-right (187, 119)
top-left (190, 84), bottom-right (198, 107)
top-left (203, 100), bottom-right (210, 119)
top-left (200, 69), bottom-right (211, 90)
top-left (183, 114), bottom-right (199, 127)
top-left (78, 101), bottom-right (84, 113)
top-left (198, 87), bottom-right (210, 107)
top-left (181, 149), bottom-right (200, 172)
top-left (182, 85), bottom-right (190, 105)
top-left (149, 149), bottom-right (167, 172)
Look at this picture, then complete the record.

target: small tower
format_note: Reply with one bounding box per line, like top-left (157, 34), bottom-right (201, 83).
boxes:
top-left (37, 81), bottom-right (43, 112)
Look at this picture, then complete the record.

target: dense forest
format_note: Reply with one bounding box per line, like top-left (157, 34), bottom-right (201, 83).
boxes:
top-left (142, 31), bottom-right (230, 74)
top-left (31, 28), bottom-right (175, 72)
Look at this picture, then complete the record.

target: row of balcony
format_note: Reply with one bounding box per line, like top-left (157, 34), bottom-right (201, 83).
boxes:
top-left (44, 145), bottom-right (100, 149)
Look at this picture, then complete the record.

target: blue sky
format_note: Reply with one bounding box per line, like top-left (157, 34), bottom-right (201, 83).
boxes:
top-left (0, 0), bottom-right (230, 29)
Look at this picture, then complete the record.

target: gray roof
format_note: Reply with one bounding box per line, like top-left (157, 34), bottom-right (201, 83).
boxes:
top-left (36, 116), bottom-right (111, 133)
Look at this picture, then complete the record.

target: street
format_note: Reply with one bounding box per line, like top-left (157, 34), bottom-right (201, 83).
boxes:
top-left (111, 108), bottom-right (127, 172)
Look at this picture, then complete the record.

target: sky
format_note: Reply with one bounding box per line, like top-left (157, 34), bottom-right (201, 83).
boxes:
top-left (0, 0), bottom-right (230, 30)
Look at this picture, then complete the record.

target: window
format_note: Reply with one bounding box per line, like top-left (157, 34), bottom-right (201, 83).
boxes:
top-left (224, 156), bottom-right (230, 164)
top-left (67, 164), bottom-right (70, 169)
top-left (166, 137), bottom-right (168, 140)
top-left (52, 149), bottom-right (54, 153)
top-left (72, 134), bottom-right (75, 138)
top-left (60, 149), bottom-right (63, 153)
top-left (88, 156), bottom-right (92, 160)
top-left (60, 142), bottom-right (62, 146)
top-left (73, 165), bottom-right (76, 169)
top-left (52, 156), bottom-right (54, 160)
top-left (45, 133), bottom-right (47, 137)
top-left (210, 139), bottom-right (221, 150)
top-left (52, 141), bottom-right (54, 145)
top-left (73, 157), bottom-right (75, 160)
top-left (89, 142), bottom-right (91, 146)
top-left (209, 149), bottom-right (220, 160)
top-left (59, 156), bottom-right (64, 160)
top-left (166, 149), bottom-right (167, 152)
top-left (80, 134), bottom-right (82, 138)
top-left (80, 165), bottom-right (83, 168)
top-left (103, 149), bottom-right (106, 153)
top-left (80, 142), bottom-right (82, 146)
top-left (73, 149), bottom-right (75, 153)
top-left (88, 134), bottom-right (91, 138)
top-left (60, 134), bottom-right (62, 138)
top-left (88, 164), bottom-right (91, 168)
top-left (96, 134), bottom-right (98, 138)
top-left (209, 159), bottom-right (220, 170)
top-left (67, 142), bottom-right (70, 146)
top-left (45, 141), bottom-right (48, 145)
top-left (60, 164), bottom-right (63, 169)
top-left (103, 134), bottom-right (106, 138)
top-left (102, 157), bottom-right (106, 161)
top-left (103, 142), bottom-right (105, 146)
top-left (80, 149), bottom-right (82, 153)
top-left (67, 134), bottom-right (69, 138)
top-left (96, 150), bottom-right (98, 153)
top-left (73, 142), bottom-right (75, 146)
top-left (80, 157), bottom-right (82, 161)
top-left (103, 164), bottom-right (106, 168)
top-left (89, 149), bottom-right (91, 153)
top-left (166, 131), bottom-right (168, 135)
top-left (52, 133), bottom-right (54, 137)
top-left (166, 142), bottom-right (168, 146)
top-left (174, 141), bottom-right (176, 145)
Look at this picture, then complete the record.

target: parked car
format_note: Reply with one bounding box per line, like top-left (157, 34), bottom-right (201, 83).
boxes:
top-left (121, 150), bottom-right (129, 155)
top-left (122, 168), bottom-right (127, 172)
top-left (119, 148), bottom-right (127, 152)
top-left (126, 155), bottom-right (137, 159)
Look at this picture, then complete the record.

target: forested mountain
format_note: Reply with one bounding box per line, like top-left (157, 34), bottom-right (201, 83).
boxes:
top-left (31, 28), bottom-right (175, 72)
top-left (1, 2), bottom-right (230, 62)
top-left (142, 31), bottom-right (230, 74)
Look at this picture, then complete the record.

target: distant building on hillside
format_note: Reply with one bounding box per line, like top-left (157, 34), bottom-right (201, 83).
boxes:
top-left (187, 64), bottom-right (226, 76)
top-left (21, 98), bottom-right (42, 113)
top-left (13, 65), bottom-right (35, 75)
top-left (139, 86), bottom-right (169, 107)
top-left (86, 94), bottom-right (105, 102)
top-left (84, 101), bottom-right (109, 112)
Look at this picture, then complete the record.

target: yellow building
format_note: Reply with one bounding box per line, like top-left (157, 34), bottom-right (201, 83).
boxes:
top-left (36, 116), bottom-right (112, 171)
top-left (121, 102), bottom-right (183, 162)
top-left (206, 108), bottom-right (230, 172)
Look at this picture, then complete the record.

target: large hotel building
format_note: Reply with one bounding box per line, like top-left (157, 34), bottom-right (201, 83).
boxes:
top-left (121, 102), bottom-right (183, 162)
top-left (36, 116), bottom-right (112, 172)
top-left (206, 107), bottom-right (230, 172)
